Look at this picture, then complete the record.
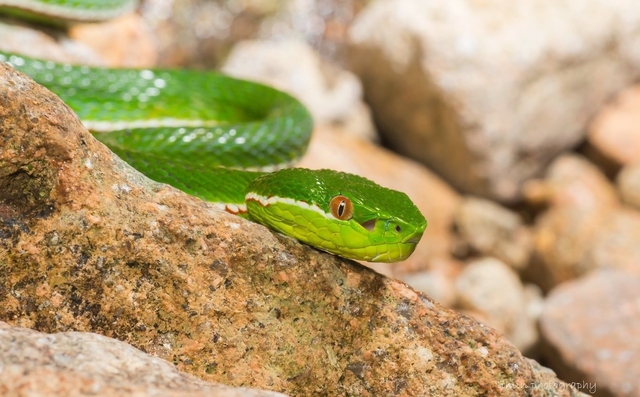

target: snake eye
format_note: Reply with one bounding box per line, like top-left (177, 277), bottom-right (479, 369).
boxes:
top-left (395, 225), bottom-right (402, 233)
top-left (330, 195), bottom-right (353, 220)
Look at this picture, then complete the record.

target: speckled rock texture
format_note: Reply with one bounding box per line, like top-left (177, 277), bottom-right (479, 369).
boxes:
top-left (0, 63), bottom-right (585, 396)
top-left (0, 322), bottom-right (285, 397)
top-left (348, 0), bottom-right (640, 201)
top-left (540, 270), bottom-right (640, 397)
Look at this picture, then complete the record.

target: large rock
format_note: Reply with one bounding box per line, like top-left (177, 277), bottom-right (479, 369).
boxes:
top-left (348, 0), bottom-right (640, 201)
top-left (0, 322), bottom-right (284, 397)
top-left (0, 60), bottom-right (583, 396)
top-left (540, 270), bottom-right (640, 397)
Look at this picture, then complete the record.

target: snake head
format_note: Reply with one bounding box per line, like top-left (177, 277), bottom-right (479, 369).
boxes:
top-left (246, 168), bottom-right (427, 263)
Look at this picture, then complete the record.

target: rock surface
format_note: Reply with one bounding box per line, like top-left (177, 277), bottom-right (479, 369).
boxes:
top-left (0, 60), bottom-right (583, 396)
top-left (540, 270), bottom-right (640, 397)
top-left (0, 322), bottom-right (285, 397)
top-left (348, 0), bottom-right (640, 201)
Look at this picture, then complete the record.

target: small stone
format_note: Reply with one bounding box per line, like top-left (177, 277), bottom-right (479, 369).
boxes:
top-left (581, 208), bottom-right (640, 275)
top-left (527, 154), bottom-right (620, 291)
top-left (455, 258), bottom-right (538, 353)
top-left (399, 268), bottom-right (456, 308)
top-left (588, 85), bottom-right (640, 166)
top-left (617, 162), bottom-right (640, 210)
top-left (540, 270), bottom-right (640, 397)
top-left (453, 197), bottom-right (532, 270)
top-left (526, 154), bottom-right (619, 209)
top-left (0, 20), bottom-right (100, 65)
top-left (348, 0), bottom-right (640, 201)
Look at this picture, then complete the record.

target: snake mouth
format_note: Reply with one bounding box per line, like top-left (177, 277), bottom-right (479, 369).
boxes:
top-left (402, 231), bottom-right (423, 245)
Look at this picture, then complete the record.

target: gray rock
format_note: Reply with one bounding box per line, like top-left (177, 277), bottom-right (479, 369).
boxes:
top-left (540, 270), bottom-right (640, 397)
top-left (348, 0), bottom-right (640, 201)
top-left (0, 322), bottom-right (286, 397)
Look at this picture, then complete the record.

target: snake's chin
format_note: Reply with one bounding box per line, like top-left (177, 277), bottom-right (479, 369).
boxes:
top-left (367, 242), bottom-right (419, 263)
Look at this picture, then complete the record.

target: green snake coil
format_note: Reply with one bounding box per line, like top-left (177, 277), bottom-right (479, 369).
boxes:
top-left (0, 0), bottom-right (427, 262)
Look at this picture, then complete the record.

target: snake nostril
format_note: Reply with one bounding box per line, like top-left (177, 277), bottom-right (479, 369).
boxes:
top-left (395, 225), bottom-right (402, 233)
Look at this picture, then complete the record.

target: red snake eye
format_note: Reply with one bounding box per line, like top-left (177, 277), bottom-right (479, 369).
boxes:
top-left (330, 195), bottom-right (353, 220)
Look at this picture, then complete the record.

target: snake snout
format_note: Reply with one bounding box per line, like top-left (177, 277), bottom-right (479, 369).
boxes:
top-left (402, 230), bottom-right (424, 245)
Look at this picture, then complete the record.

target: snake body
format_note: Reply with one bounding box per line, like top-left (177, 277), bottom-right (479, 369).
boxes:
top-left (0, 0), bottom-right (427, 262)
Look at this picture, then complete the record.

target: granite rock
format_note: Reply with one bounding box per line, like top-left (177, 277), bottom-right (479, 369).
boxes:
top-left (0, 59), bottom-right (582, 397)
top-left (0, 322), bottom-right (285, 397)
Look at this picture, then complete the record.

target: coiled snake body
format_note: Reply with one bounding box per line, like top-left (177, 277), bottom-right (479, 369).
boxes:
top-left (0, 0), bottom-right (427, 262)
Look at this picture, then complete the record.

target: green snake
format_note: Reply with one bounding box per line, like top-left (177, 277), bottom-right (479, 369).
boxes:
top-left (0, 0), bottom-right (427, 262)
